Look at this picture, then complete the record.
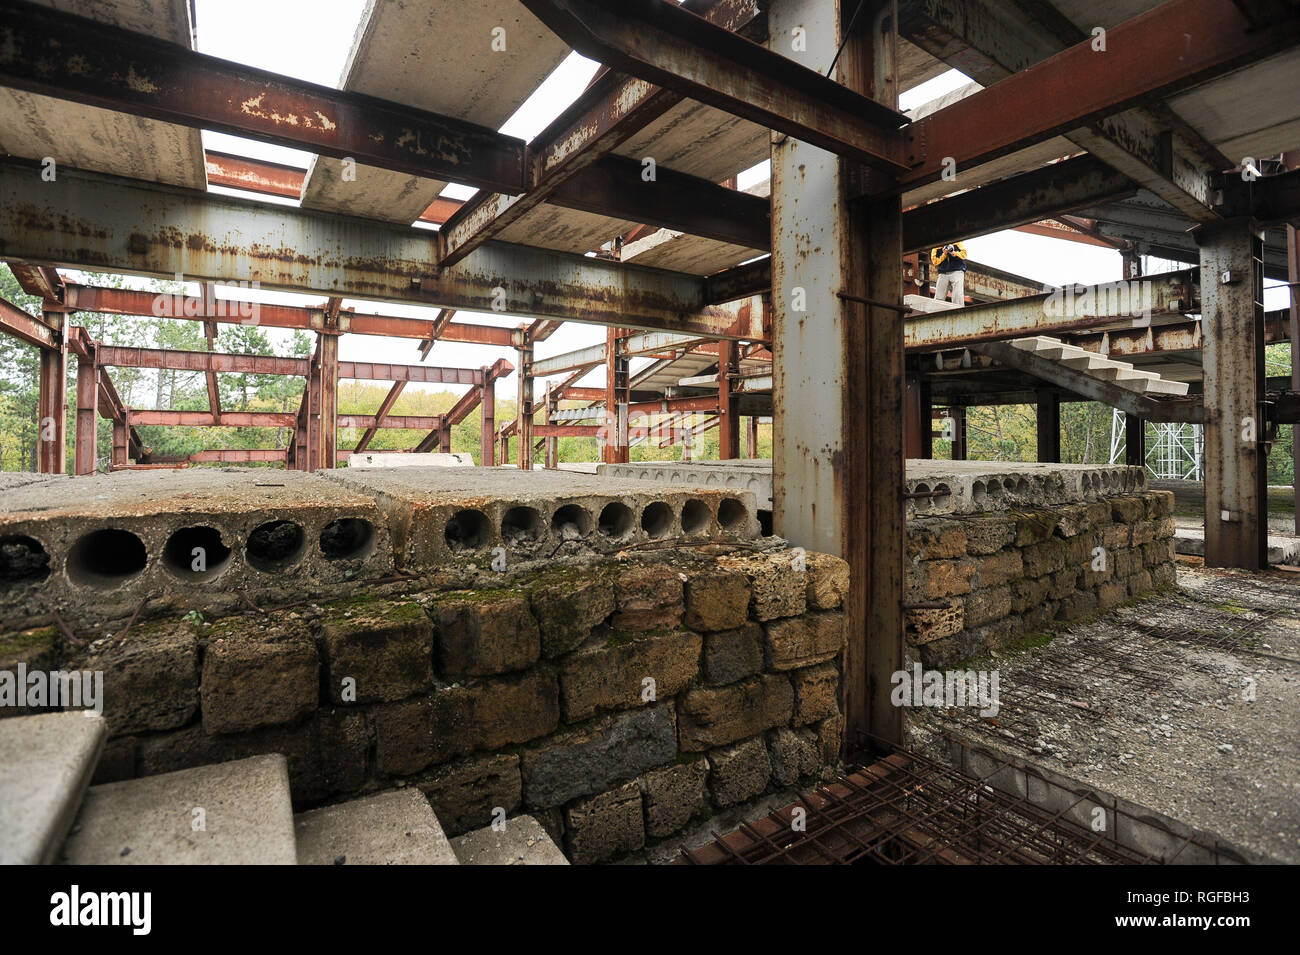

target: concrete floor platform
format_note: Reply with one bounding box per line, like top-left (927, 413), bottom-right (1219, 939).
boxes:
top-left (324, 466), bottom-right (760, 572)
top-left (0, 712), bottom-right (106, 864)
top-left (294, 788), bottom-right (458, 865)
top-left (451, 814), bottom-right (570, 865)
top-left (597, 459), bottom-right (1146, 518)
top-left (909, 564), bottom-right (1300, 863)
top-left (62, 753), bottom-right (298, 865)
top-left (0, 469), bottom-right (392, 627)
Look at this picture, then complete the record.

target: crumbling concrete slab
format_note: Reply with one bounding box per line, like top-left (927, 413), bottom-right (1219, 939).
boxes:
top-left (1174, 526), bottom-right (1300, 565)
top-left (597, 459), bottom-right (1145, 519)
top-left (323, 466), bottom-right (759, 572)
top-left (346, 452), bottom-right (473, 469)
top-left (62, 753), bottom-right (297, 864)
top-left (0, 712), bottom-right (106, 864)
top-left (451, 813), bottom-right (569, 865)
top-left (0, 472), bottom-right (67, 492)
top-left (909, 565), bottom-right (1300, 863)
top-left (294, 788), bottom-right (458, 865)
top-left (0, 469), bottom-right (392, 629)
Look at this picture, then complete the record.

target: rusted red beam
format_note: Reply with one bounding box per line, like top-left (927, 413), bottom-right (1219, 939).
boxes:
top-left (352, 381), bottom-right (406, 453)
top-left (129, 410), bottom-right (298, 428)
top-left (339, 413), bottom-right (440, 431)
top-left (558, 386), bottom-right (605, 402)
top-left (190, 449), bottom-right (287, 463)
top-left (902, 0), bottom-right (1300, 187)
top-left (61, 284), bottom-right (515, 346)
top-left (339, 362), bottom-right (483, 385)
top-left (204, 150), bottom-right (304, 200)
top-left (0, 294), bottom-right (58, 349)
top-left (7, 261), bottom-right (66, 306)
top-left (98, 345), bottom-right (310, 376)
top-left (0, 2), bottom-right (526, 194)
top-left (535, 424), bottom-right (602, 438)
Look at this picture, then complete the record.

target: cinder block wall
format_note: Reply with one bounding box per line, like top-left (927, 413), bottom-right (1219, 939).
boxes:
top-left (2, 546), bottom-right (849, 864)
top-left (904, 490), bottom-right (1178, 667)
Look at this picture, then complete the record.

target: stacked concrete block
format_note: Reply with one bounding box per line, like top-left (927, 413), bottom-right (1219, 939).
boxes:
top-left (32, 544), bottom-right (848, 864)
top-left (0, 469), bottom-right (392, 629)
top-left (905, 490), bottom-right (1178, 667)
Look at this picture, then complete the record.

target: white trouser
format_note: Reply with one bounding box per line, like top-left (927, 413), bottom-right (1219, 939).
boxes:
top-left (935, 270), bottom-right (964, 305)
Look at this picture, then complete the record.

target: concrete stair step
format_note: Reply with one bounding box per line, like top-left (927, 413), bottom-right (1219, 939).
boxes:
top-left (61, 753), bottom-right (297, 864)
top-left (295, 789), bottom-right (458, 865)
top-left (0, 712), bottom-right (106, 864)
top-left (451, 814), bottom-right (569, 865)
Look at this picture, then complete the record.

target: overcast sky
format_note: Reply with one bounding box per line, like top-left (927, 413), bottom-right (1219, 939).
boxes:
top-left (125, 0), bottom-right (1283, 407)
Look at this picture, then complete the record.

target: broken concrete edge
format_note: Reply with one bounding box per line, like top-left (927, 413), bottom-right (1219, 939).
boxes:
top-left (928, 729), bottom-right (1275, 865)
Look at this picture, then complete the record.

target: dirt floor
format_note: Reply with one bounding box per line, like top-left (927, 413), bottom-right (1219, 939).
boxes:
top-left (908, 558), bottom-right (1300, 863)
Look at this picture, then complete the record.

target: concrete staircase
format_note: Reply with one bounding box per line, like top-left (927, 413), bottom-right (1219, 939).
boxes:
top-left (0, 712), bottom-right (568, 865)
top-left (1009, 336), bottom-right (1190, 396)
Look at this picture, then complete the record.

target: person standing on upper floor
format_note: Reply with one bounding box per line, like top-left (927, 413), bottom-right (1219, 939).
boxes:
top-left (930, 242), bottom-right (968, 305)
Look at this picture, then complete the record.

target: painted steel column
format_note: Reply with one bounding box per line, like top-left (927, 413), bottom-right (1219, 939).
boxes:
top-left (746, 415), bottom-right (759, 458)
top-left (480, 379), bottom-right (495, 467)
top-left (318, 333), bottom-right (339, 470)
top-left (718, 339), bottom-right (740, 459)
top-left (36, 310), bottom-right (67, 474)
top-left (770, 0), bottom-right (904, 754)
top-left (1198, 218), bottom-right (1266, 569)
top-left (517, 342), bottom-right (534, 470)
top-left (74, 345), bottom-right (98, 475)
top-left (1289, 222), bottom-right (1299, 535)
top-left (1036, 389), bottom-right (1061, 463)
top-left (1125, 414), bottom-right (1145, 469)
top-left (111, 414), bottom-right (128, 469)
top-left (544, 383), bottom-right (559, 469)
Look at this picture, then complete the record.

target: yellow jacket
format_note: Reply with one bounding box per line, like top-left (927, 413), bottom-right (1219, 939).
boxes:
top-left (930, 242), bottom-right (968, 271)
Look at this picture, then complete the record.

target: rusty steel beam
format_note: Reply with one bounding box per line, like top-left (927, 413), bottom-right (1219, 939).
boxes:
top-left (0, 294), bottom-right (58, 349)
top-left (190, 449), bottom-right (287, 464)
top-left (36, 310), bottom-right (67, 474)
top-left (905, 269), bottom-right (1197, 350)
top-left (902, 0), bottom-right (1300, 188)
top-left (339, 413), bottom-right (440, 431)
top-left (480, 378), bottom-right (496, 467)
top-left (533, 423), bottom-right (602, 438)
top-left (3, 162), bottom-right (763, 340)
top-left (338, 362), bottom-right (482, 385)
top-left (318, 332), bottom-right (339, 471)
top-left (74, 346), bottom-right (97, 475)
top-left (0, 0), bottom-right (526, 193)
top-left (902, 155), bottom-right (1134, 252)
top-left (521, 0), bottom-right (909, 171)
top-left (6, 261), bottom-right (66, 306)
top-left (129, 410), bottom-right (298, 428)
top-left (97, 346), bottom-right (310, 376)
top-left (353, 381), bottom-right (407, 453)
top-left (518, 341), bottom-right (535, 470)
top-left (718, 340), bottom-right (740, 459)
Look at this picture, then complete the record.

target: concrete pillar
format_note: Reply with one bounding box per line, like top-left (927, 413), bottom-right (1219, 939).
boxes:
top-left (480, 380), bottom-right (495, 467)
top-left (516, 341), bottom-right (533, 470)
top-left (1198, 218), bottom-right (1266, 569)
top-left (36, 310), bottom-right (67, 474)
top-left (1036, 390), bottom-right (1061, 463)
top-left (74, 348), bottom-right (98, 475)
top-left (770, 0), bottom-right (903, 753)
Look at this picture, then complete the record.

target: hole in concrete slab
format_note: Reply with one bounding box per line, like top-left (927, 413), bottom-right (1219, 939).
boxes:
top-left (321, 518), bottom-right (376, 561)
top-left (502, 506), bottom-right (544, 545)
top-left (162, 526), bottom-right (232, 583)
top-left (641, 502), bottom-right (672, 539)
top-left (987, 479), bottom-right (1003, 500)
top-left (757, 509), bottom-right (773, 536)
top-left (681, 499), bottom-right (711, 534)
top-left (551, 504), bottom-right (592, 541)
top-left (66, 528), bottom-right (146, 589)
top-left (913, 483), bottom-right (931, 511)
top-left (972, 481), bottom-right (987, 506)
top-left (598, 502), bottom-right (634, 539)
top-left (443, 511), bottom-right (489, 552)
top-left (0, 535), bottom-right (50, 586)
top-left (718, 497), bottom-right (747, 532)
top-left (933, 483), bottom-right (951, 504)
top-left (246, 520), bottom-right (306, 573)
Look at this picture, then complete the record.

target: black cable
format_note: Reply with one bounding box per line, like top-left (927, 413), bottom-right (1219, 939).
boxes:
top-left (826, 0), bottom-right (869, 78)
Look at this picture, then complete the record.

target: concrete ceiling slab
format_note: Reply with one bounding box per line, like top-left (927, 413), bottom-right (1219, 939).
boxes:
top-left (1167, 52), bottom-right (1300, 160)
top-left (496, 205), bottom-right (637, 256)
top-left (0, 0), bottom-right (205, 189)
top-left (299, 0), bottom-right (570, 224)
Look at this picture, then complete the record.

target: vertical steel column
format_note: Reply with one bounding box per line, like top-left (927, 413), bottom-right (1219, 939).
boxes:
top-left (111, 414), bottom-right (128, 469)
top-left (74, 344), bottom-right (98, 475)
top-left (544, 382), bottom-right (558, 469)
top-left (770, 0), bottom-right (904, 754)
top-left (1198, 218), bottom-right (1266, 569)
top-left (1125, 413), bottom-right (1145, 469)
top-left (36, 310), bottom-right (67, 474)
top-left (305, 339), bottom-right (321, 472)
top-left (904, 377), bottom-right (922, 459)
top-left (438, 416), bottom-right (453, 454)
top-left (718, 339), bottom-right (740, 459)
top-left (1289, 222), bottom-right (1300, 535)
top-left (951, 405), bottom-right (967, 460)
top-left (1036, 389), bottom-right (1061, 463)
top-left (517, 340), bottom-right (534, 470)
top-left (480, 377), bottom-right (495, 467)
top-left (601, 327), bottom-right (629, 464)
top-left (746, 416), bottom-right (759, 458)
top-left (318, 332), bottom-right (339, 470)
